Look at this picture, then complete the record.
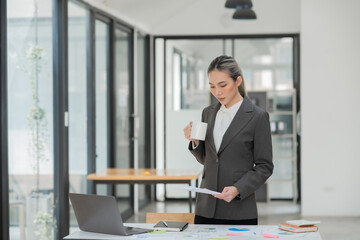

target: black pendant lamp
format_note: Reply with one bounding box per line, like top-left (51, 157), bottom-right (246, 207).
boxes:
top-left (232, 8), bottom-right (257, 20)
top-left (225, 0), bottom-right (253, 9)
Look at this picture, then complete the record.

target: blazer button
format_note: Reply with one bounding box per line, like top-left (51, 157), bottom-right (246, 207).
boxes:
top-left (216, 158), bottom-right (219, 163)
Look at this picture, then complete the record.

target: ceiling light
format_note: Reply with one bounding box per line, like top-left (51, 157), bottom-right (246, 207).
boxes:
top-left (225, 0), bottom-right (253, 9)
top-left (232, 8), bottom-right (257, 20)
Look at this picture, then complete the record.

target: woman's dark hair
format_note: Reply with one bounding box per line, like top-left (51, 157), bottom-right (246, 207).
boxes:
top-left (207, 55), bottom-right (246, 97)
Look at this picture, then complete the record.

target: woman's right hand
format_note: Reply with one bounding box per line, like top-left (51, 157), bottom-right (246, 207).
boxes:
top-left (183, 122), bottom-right (199, 147)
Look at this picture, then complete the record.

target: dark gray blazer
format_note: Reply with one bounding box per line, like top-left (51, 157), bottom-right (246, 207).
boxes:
top-left (189, 96), bottom-right (273, 220)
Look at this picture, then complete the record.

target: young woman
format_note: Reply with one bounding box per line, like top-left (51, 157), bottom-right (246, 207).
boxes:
top-left (184, 55), bottom-right (273, 225)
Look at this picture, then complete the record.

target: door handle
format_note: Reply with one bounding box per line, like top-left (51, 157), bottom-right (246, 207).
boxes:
top-left (130, 114), bottom-right (140, 140)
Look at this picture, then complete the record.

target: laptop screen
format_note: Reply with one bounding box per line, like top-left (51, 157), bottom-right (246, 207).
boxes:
top-left (69, 193), bottom-right (127, 235)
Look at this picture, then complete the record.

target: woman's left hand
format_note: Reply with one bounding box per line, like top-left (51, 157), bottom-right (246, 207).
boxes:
top-left (213, 186), bottom-right (239, 202)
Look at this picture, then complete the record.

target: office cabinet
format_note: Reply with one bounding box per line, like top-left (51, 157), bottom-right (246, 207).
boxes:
top-left (248, 90), bottom-right (297, 202)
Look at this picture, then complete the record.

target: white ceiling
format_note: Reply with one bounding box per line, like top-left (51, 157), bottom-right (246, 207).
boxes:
top-left (86, 0), bottom-right (300, 35)
top-left (90, 0), bottom-right (230, 33)
top-left (105, 0), bottom-right (200, 29)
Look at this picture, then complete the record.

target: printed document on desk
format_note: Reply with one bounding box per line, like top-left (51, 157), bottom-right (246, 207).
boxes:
top-left (65, 224), bottom-right (323, 240)
top-left (180, 186), bottom-right (221, 195)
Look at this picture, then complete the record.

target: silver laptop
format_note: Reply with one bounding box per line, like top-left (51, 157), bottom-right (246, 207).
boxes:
top-left (69, 193), bottom-right (151, 236)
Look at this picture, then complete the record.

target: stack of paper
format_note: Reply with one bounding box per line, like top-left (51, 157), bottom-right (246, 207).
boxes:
top-left (279, 220), bottom-right (320, 233)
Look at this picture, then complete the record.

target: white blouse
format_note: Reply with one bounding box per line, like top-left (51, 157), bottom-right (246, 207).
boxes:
top-left (213, 100), bottom-right (242, 152)
top-left (192, 100), bottom-right (243, 151)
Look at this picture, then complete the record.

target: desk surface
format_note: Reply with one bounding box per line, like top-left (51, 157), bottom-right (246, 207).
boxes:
top-left (87, 168), bottom-right (202, 181)
top-left (64, 223), bottom-right (322, 240)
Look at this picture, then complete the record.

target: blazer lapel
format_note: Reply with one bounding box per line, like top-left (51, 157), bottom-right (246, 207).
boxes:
top-left (206, 103), bottom-right (221, 154)
top-left (217, 96), bottom-right (254, 155)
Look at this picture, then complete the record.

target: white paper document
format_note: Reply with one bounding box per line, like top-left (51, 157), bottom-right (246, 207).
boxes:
top-left (179, 186), bottom-right (221, 195)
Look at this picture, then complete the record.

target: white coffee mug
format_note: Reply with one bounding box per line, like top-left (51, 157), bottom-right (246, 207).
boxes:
top-left (190, 121), bottom-right (208, 141)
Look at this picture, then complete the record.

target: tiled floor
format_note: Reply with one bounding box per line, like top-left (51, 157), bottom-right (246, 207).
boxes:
top-left (126, 200), bottom-right (360, 240)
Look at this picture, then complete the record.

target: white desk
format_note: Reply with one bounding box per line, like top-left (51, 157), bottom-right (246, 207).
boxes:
top-left (64, 223), bottom-right (322, 239)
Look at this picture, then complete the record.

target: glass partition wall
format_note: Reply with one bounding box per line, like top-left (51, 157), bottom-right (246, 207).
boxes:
top-left (114, 27), bottom-right (132, 215)
top-left (7, 1), bottom-right (54, 239)
top-left (68, 1), bottom-right (88, 232)
top-left (234, 38), bottom-right (298, 201)
top-left (136, 33), bottom-right (151, 208)
top-left (158, 36), bottom-right (299, 202)
top-left (234, 38), bottom-right (294, 91)
top-left (4, 0), bottom-right (150, 239)
top-left (94, 19), bottom-right (110, 195)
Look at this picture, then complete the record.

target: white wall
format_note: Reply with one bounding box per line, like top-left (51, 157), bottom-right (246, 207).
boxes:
top-left (300, 0), bottom-right (360, 216)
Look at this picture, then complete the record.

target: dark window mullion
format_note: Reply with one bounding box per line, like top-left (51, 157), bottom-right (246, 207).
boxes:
top-left (87, 9), bottom-right (96, 194)
top-left (108, 20), bottom-right (115, 196)
top-left (108, 20), bottom-right (115, 169)
top-left (129, 28), bottom-right (135, 213)
top-left (1, 0), bottom-right (9, 239)
top-left (144, 35), bottom-right (152, 170)
top-left (53, 0), bottom-right (69, 239)
top-left (128, 29), bottom-right (134, 169)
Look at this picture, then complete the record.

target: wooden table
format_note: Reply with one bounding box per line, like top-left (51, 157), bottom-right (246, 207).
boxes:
top-left (87, 168), bottom-right (202, 212)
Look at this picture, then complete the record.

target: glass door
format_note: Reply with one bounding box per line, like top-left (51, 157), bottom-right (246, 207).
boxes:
top-left (163, 39), bottom-right (221, 200)
top-left (114, 26), bottom-right (133, 216)
top-left (234, 38), bottom-right (297, 201)
top-left (136, 33), bottom-right (151, 208)
top-left (95, 19), bottom-right (110, 195)
top-left (68, 0), bottom-right (88, 232)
